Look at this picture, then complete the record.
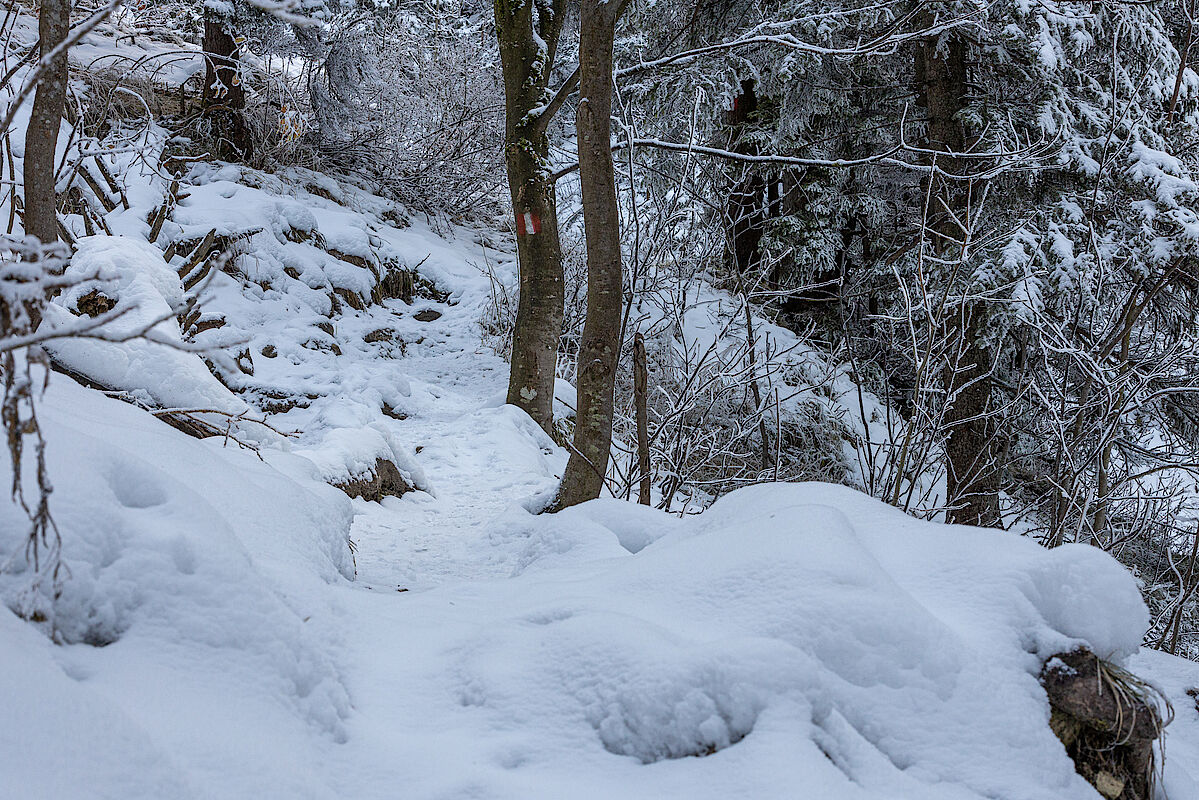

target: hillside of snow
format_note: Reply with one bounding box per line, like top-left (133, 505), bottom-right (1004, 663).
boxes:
top-left (0, 154), bottom-right (1198, 799)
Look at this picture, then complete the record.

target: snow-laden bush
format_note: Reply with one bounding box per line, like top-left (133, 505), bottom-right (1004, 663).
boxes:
top-left (306, 2), bottom-right (504, 217)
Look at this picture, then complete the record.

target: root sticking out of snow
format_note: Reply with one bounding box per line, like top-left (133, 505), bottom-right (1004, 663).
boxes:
top-left (1042, 649), bottom-right (1168, 800)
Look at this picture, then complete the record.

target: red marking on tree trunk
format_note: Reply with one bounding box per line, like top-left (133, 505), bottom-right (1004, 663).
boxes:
top-left (517, 211), bottom-right (541, 235)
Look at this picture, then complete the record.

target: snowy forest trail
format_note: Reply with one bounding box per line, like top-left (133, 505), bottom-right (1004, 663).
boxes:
top-left (292, 268), bottom-right (591, 800)
top-left (310, 228), bottom-right (1199, 800)
top-left (3, 141), bottom-right (1198, 800)
top-left (8, 2), bottom-right (1199, 796)
top-left (4, 213), bottom-right (1199, 800)
top-left (342, 235), bottom-right (565, 594)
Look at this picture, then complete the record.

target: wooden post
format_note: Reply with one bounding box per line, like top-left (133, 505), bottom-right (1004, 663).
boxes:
top-left (634, 332), bottom-right (651, 505)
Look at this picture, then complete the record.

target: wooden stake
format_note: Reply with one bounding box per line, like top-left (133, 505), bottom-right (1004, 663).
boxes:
top-left (634, 331), bottom-right (651, 506)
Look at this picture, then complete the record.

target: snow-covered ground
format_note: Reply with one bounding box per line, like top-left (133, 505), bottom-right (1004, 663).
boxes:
top-left (3, 183), bottom-right (1199, 799)
top-left (0, 5), bottom-right (1197, 796)
top-left (0, 100), bottom-right (1197, 796)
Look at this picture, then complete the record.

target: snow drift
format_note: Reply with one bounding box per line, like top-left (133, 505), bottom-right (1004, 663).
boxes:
top-left (0, 373), bottom-right (357, 782)
top-left (372, 483), bottom-right (1153, 800)
top-left (0, 374), bottom-right (1184, 798)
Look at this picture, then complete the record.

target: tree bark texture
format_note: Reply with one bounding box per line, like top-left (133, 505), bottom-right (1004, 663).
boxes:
top-left (916, 18), bottom-right (1001, 528)
top-left (555, 0), bottom-right (624, 509)
top-left (23, 0), bottom-right (71, 245)
top-left (494, 0), bottom-right (567, 436)
top-left (202, 9), bottom-right (251, 158)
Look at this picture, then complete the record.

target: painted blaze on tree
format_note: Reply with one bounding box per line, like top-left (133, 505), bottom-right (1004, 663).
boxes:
top-left (516, 210), bottom-right (541, 236)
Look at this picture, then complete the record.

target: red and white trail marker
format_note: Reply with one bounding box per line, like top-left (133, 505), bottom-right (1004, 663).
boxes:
top-left (517, 211), bottom-right (541, 236)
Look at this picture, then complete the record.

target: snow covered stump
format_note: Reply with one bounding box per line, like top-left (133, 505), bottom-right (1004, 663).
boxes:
top-left (1041, 650), bottom-right (1166, 800)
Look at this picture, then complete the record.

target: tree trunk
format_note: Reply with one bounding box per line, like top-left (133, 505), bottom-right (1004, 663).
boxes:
top-left (494, 0), bottom-right (567, 436)
top-left (202, 8), bottom-right (251, 158)
top-left (23, 0), bottom-right (71, 246)
top-left (726, 80), bottom-right (767, 277)
top-left (504, 147), bottom-right (564, 434)
top-left (915, 18), bottom-right (1001, 528)
top-left (942, 308), bottom-right (1001, 527)
top-left (555, 0), bottom-right (624, 509)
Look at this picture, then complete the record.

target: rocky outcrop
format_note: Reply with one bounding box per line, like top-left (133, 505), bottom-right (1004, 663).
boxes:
top-left (332, 458), bottom-right (414, 502)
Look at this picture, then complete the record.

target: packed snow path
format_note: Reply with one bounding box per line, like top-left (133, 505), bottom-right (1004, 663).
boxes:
top-left (344, 249), bottom-right (566, 592)
top-left (350, 341), bottom-right (563, 591)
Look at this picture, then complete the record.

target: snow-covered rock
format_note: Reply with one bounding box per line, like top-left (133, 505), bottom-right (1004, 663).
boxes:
top-left (43, 234), bottom-right (252, 419)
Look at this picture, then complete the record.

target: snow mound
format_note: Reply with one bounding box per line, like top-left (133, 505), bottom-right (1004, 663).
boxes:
top-left (296, 422), bottom-right (428, 494)
top-left (1129, 648), bottom-right (1199, 798)
top-left (398, 483), bottom-right (1149, 799)
top-left (0, 609), bottom-right (198, 799)
top-left (0, 375), bottom-right (355, 738)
